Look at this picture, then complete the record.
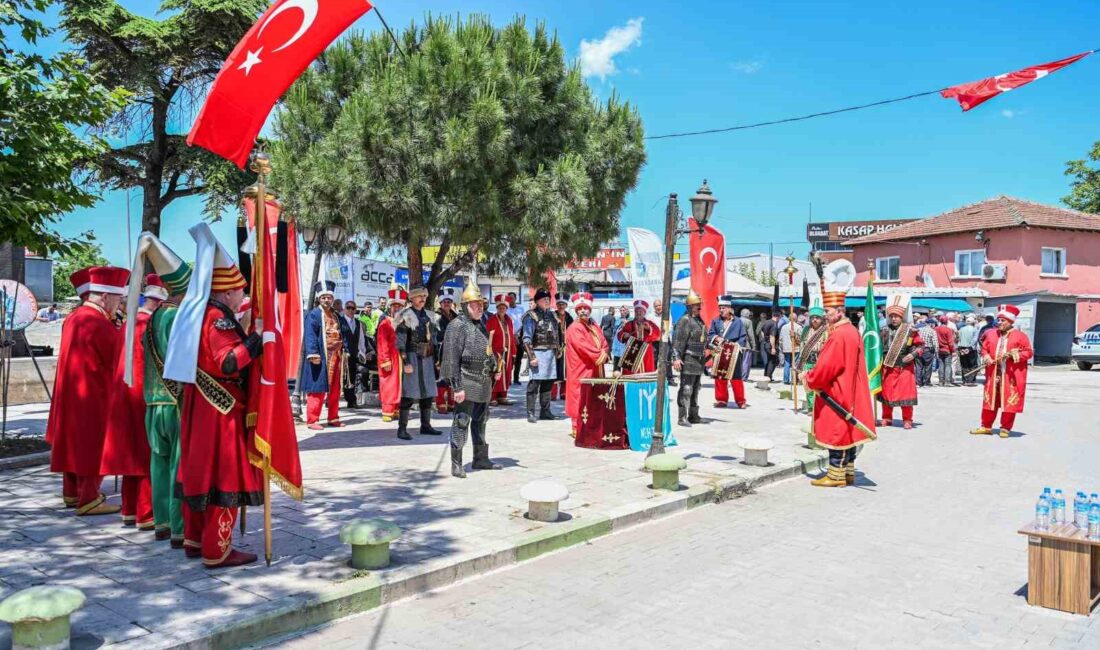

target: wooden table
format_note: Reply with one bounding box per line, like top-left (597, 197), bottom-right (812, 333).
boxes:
top-left (1018, 522), bottom-right (1100, 615)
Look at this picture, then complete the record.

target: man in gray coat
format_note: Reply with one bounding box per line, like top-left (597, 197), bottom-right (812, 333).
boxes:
top-left (395, 286), bottom-right (443, 440)
top-left (672, 291), bottom-right (707, 427)
top-left (440, 285), bottom-right (502, 478)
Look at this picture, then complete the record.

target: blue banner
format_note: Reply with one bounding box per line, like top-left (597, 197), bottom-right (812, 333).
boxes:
top-left (625, 380), bottom-right (677, 452)
top-left (394, 269), bottom-right (464, 289)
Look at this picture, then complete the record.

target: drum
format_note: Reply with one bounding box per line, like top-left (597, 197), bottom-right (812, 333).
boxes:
top-left (712, 340), bottom-right (742, 380)
top-left (619, 336), bottom-right (649, 374)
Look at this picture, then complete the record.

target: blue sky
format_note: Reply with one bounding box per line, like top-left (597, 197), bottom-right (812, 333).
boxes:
top-left (38, 0), bottom-right (1100, 266)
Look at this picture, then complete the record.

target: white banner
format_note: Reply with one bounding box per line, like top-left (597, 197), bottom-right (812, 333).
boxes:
top-left (627, 227), bottom-right (665, 306)
top-left (300, 254), bottom-right (399, 307)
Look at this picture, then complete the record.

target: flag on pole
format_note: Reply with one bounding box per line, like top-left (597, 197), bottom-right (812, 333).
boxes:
top-left (187, 0), bottom-right (375, 167)
top-left (862, 280), bottom-right (883, 397)
top-left (941, 51), bottom-right (1093, 112)
top-left (688, 218), bottom-right (725, 326)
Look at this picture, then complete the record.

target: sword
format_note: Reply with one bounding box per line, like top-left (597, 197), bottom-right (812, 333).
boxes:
top-left (817, 390), bottom-right (877, 440)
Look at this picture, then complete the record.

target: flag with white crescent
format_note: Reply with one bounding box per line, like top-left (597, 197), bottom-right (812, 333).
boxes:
top-left (187, 0), bottom-right (374, 167)
top-left (688, 218), bottom-right (725, 325)
top-left (941, 50), bottom-right (1093, 112)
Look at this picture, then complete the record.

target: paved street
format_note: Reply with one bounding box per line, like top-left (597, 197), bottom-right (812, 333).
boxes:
top-left (270, 366), bottom-right (1100, 650)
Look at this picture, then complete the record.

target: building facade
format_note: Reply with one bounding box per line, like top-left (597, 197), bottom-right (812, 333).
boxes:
top-left (846, 196), bottom-right (1100, 359)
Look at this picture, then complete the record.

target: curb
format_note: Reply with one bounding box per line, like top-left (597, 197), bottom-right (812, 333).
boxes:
top-left (133, 450), bottom-right (826, 649)
top-left (0, 450), bottom-right (50, 471)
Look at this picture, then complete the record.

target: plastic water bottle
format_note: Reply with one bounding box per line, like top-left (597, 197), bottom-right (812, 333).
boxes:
top-left (1052, 489), bottom-right (1066, 525)
top-left (1088, 503), bottom-right (1100, 541)
top-left (1074, 492), bottom-right (1088, 528)
top-left (1035, 493), bottom-right (1051, 531)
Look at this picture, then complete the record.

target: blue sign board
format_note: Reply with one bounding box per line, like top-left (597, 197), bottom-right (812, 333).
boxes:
top-left (394, 269), bottom-right (464, 289)
top-left (625, 380), bottom-right (678, 452)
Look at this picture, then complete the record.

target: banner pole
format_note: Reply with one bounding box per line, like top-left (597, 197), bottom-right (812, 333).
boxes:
top-left (868, 261), bottom-right (880, 423)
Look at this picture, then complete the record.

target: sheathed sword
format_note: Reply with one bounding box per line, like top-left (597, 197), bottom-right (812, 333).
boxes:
top-left (816, 390), bottom-right (877, 440)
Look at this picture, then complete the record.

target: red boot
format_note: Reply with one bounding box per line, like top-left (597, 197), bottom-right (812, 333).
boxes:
top-left (205, 549), bottom-right (257, 569)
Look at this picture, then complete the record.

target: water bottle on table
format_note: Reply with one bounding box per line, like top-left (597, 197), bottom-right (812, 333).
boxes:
top-left (1088, 503), bottom-right (1100, 541)
top-left (1074, 492), bottom-right (1088, 528)
top-left (1035, 491), bottom-right (1051, 531)
top-left (1052, 489), bottom-right (1066, 525)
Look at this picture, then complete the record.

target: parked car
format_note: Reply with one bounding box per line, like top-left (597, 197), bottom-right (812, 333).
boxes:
top-left (1071, 324), bottom-right (1100, 370)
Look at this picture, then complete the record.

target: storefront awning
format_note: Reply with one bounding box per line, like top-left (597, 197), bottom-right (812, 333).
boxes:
top-left (910, 298), bottom-right (974, 312)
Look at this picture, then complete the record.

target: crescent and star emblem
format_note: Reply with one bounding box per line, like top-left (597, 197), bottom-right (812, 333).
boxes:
top-left (698, 246), bottom-right (718, 275)
top-left (238, 0), bottom-right (319, 76)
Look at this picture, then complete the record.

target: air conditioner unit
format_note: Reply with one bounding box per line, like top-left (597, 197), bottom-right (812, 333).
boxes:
top-left (982, 263), bottom-right (1007, 281)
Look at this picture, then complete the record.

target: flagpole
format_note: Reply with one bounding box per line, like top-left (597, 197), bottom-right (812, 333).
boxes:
top-left (249, 152), bottom-right (275, 567)
top-left (784, 255), bottom-right (799, 411)
top-left (867, 259), bottom-right (880, 423)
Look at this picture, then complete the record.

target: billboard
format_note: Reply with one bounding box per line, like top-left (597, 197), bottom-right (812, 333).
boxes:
top-left (806, 219), bottom-right (917, 244)
top-left (565, 247), bottom-right (627, 270)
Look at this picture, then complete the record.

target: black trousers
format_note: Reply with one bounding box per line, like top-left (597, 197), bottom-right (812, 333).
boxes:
top-left (450, 400), bottom-right (489, 450)
top-left (677, 373), bottom-right (701, 418)
top-left (828, 446), bottom-right (860, 468)
top-left (512, 343), bottom-right (525, 383)
top-left (343, 358), bottom-right (360, 407)
top-left (915, 350), bottom-right (935, 386)
top-left (764, 352), bottom-right (779, 380)
top-left (958, 347), bottom-right (978, 384)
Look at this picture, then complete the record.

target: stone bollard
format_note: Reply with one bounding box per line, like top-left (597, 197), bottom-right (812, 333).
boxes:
top-left (777, 389), bottom-right (792, 400)
top-left (0, 585), bottom-right (85, 650)
top-left (521, 480), bottom-right (569, 522)
top-left (339, 519), bottom-right (401, 570)
top-left (739, 437), bottom-right (774, 467)
top-left (755, 380), bottom-right (771, 391)
top-left (644, 453), bottom-right (687, 491)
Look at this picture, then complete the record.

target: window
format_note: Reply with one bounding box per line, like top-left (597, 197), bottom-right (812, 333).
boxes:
top-left (955, 249), bottom-right (986, 277)
top-left (1041, 247), bottom-right (1066, 275)
top-left (875, 256), bottom-right (900, 281)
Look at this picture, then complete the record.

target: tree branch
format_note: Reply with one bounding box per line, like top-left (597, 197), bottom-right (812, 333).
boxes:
top-left (161, 183), bottom-right (206, 207)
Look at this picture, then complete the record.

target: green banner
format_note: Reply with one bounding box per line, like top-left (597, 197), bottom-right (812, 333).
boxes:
top-left (863, 281), bottom-right (883, 396)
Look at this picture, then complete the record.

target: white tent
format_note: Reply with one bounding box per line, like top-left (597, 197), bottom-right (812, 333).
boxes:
top-left (671, 268), bottom-right (771, 298)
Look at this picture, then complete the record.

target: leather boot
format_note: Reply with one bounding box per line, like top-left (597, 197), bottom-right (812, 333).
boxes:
top-left (677, 413), bottom-right (691, 427)
top-left (538, 392), bottom-right (558, 420)
top-left (811, 466), bottom-right (847, 488)
top-left (526, 391), bottom-right (538, 423)
top-left (472, 444), bottom-right (502, 470)
top-left (845, 464), bottom-right (856, 486)
top-left (419, 407), bottom-right (443, 436)
top-left (397, 408), bottom-right (412, 440)
top-left (451, 447), bottom-right (466, 478)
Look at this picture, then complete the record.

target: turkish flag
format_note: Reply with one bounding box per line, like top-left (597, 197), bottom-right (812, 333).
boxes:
top-left (688, 218), bottom-right (725, 326)
top-left (243, 197), bottom-right (303, 379)
top-left (941, 51), bottom-right (1092, 111)
top-left (188, 0), bottom-right (374, 167)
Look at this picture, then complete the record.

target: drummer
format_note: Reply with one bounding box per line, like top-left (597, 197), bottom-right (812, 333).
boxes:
top-left (707, 295), bottom-right (750, 409)
top-left (616, 299), bottom-right (661, 375)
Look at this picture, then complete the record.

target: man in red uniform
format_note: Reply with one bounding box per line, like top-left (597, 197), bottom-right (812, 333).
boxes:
top-left (46, 266), bottom-right (129, 515)
top-left (804, 260), bottom-right (875, 488)
top-left (616, 300), bottom-right (660, 375)
top-left (376, 285), bottom-right (407, 423)
top-left (101, 274), bottom-right (166, 528)
top-left (486, 294), bottom-right (515, 405)
top-left (564, 292), bottom-right (610, 438)
top-left (877, 294), bottom-right (923, 430)
top-left (173, 251), bottom-right (265, 567)
top-left (971, 304), bottom-right (1033, 438)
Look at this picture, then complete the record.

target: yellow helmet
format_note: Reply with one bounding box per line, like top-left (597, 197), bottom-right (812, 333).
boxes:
top-left (685, 289), bottom-right (702, 306)
top-left (460, 282), bottom-right (484, 304)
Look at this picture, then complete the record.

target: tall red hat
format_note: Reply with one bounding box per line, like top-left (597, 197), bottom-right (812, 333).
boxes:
top-left (493, 293), bottom-right (509, 307)
top-left (571, 292), bottom-right (593, 310)
top-left (82, 266), bottom-right (130, 296)
top-left (632, 299), bottom-right (649, 312)
top-left (142, 273), bottom-right (169, 301)
top-left (388, 283), bottom-right (408, 305)
top-left (69, 268), bottom-right (92, 298)
top-left (996, 304), bottom-right (1020, 323)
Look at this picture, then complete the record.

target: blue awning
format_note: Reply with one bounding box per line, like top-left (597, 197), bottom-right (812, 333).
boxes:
top-left (845, 296), bottom-right (885, 308)
top-left (911, 298), bottom-right (975, 312)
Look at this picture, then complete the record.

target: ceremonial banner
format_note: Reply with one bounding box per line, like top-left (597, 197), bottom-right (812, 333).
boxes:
top-left (688, 218), bottom-right (725, 325)
top-left (575, 383), bottom-right (629, 449)
top-left (941, 51), bottom-right (1092, 112)
top-left (625, 379), bottom-right (677, 452)
top-left (863, 281), bottom-right (883, 397)
top-left (188, 0), bottom-right (375, 167)
top-left (627, 228), bottom-right (664, 307)
top-left (243, 197), bottom-right (302, 380)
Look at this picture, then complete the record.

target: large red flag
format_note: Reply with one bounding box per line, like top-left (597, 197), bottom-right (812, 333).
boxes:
top-left (188, 0), bottom-right (374, 167)
top-left (244, 197), bottom-right (303, 380)
top-left (688, 218), bottom-right (725, 326)
top-left (941, 51), bottom-right (1092, 112)
top-left (244, 196), bottom-right (303, 500)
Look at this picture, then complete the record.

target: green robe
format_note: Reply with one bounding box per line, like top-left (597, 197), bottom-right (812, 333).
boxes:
top-left (144, 304), bottom-right (183, 540)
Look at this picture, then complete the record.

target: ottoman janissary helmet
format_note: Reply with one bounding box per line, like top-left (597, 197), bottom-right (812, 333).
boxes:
top-left (493, 293), bottom-right (509, 308)
top-left (717, 294), bottom-right (733, 308)
top-left (884, 294), bottom-right (910, 319)
top-left (533, 288), bottom-right (551, 302)
top-left (808, 296), bottom-right (825, 318)
top-left (123, 232), bottom-right (192, 386)
top-left (632, 299), bottom-right (650, 312)
top-left (821, 259), bottom-right (856, 310)
top-left (997, 304), bottom-right (1020, 324)
top-left (685, 289), bottom-right (702, 306)
top-left (313, 281), bottom-right (336, 298)
top-left (570, 292), bottom-right (594, 311)
top-left (555, 292), bottom-right (569, 306)
top-left (143, 274), bottom-right (169, 301)
top-left (388, 282), bottom-right (408, 306)
top-left (460, 281), bottom-right (484, 304)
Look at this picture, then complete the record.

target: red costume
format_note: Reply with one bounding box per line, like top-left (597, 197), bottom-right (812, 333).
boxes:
top-left (616, 317), bottom-right (660, 375)
top-left (977, 305), bottom-right (1033, 433)
top-left (805, 319), bottom-right (876, 450)
top-left (101, 307), bottom-right (154, 528)
top-left (878, 296), bottom-right (924, 429)
top-left (178, 300), bottom-right (264, 566)
top-left (46, 266), bottom-right (129, 515)
top-left (376, 287), bottom-right (407, 421)
top-left (486, 305), bottom-right (515, 403)
top-left (435, 306), bottom-right (459, 413)
top-left (564, 295), bottom-right (610, 437)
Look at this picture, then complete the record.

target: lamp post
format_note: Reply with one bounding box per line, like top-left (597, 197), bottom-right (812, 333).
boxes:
top-left (291, 221), bottom-right (347, 417)
top-left (649, 180), bottom-right (717, 457)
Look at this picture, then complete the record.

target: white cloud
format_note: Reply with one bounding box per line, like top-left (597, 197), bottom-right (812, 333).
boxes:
top-left (731, 60), bottom-right (764, 74)
top-left (579, 18), bottom-right (644, 80)
top-left (1001, 109), bottom-right (1016, 118)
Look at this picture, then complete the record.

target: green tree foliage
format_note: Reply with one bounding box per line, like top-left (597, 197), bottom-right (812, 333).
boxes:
top-left (0, 0), bottom-right (127, 255)
top-left (60, 0), bottom-right (266, 235)
top-left (1063, 140), bottom-right (1100, 214)
top-left (52, 242), bottom-right (109, 300)
top-left (270, 15), bottom-right (646, 299)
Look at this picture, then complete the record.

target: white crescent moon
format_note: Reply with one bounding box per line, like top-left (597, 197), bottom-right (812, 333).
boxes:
top-left (698, 246), bottom-right (718, 267)
top-left (257, 0), bottom-right (318, 53)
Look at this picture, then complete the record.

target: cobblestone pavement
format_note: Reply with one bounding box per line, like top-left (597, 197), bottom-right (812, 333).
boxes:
top-left (1, 372), bottom-right (818, 647)
top-left (269, 366), bottom-right (1100, 650)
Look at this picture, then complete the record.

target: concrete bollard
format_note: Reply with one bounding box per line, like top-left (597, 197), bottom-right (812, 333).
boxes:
top-left (0, 585), bottom-right (85, 650)
top-left (644, 453), bottom-right (687, 491)
top-left (755, 380), bottom-right (771, 391)
top-left (339, 519), bottom-right (401, 570)
top-left (739, 437), bottom-right (774, 467)
top-left (777, 389), bottom-right (792, 400)
top-left (521, 480), bottom-right (569, 522)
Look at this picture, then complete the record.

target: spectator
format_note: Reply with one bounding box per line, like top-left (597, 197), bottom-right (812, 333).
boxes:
top-left (36, 304), bottom-right (60, 322)
top-left (760, 311), bottom-right (781, 381)
top-left (978, 314), bottom-right (996, 346)
top-left (957, 315), bottom-right (980, 386)
top-left (739, 308), bottom-right (757, 377)
top-left (778, 316), bottom-right (795, 384)
top-left (611, 305), bottom-right (630, 368)
top-left (934, 315), bottom-right (958, 386)
top-left (914, 312), bottom-right (937, 387)
top-left (599, 306), bottom-right (617, 351)
top-left (357, 301), bottom-right (380, 337)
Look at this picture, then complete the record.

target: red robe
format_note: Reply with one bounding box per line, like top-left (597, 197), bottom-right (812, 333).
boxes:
top-left (486, 313), bottom-right (514, 397)
top-left (46, 303), bottom-right (122, 477)
top-left (805, 319), bottom-right (875, 450)
top-left (879, 326), bottom-right (923, 407)
top-left (565, 318), bottom-right (610, 426)
top-left (376, 316), bottom-right (401, 419)
top-left (101, 309), bottom-right (153, 477)
top-left (981, 327), bottom-right (1032, 414)
top-left (178, 305), bottom-right (262, 509)
top-left (616, 318), bottom-right (660, 375)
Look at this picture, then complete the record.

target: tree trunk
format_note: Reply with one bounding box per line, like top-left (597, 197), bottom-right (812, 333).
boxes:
top-left (141, 97), bottom-right (170, 236)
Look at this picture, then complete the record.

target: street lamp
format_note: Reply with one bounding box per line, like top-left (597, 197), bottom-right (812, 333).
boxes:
top-left (650, 180), bottom-right (719, 457)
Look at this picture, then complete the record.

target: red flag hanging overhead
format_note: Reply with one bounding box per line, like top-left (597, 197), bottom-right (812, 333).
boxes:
top-left (941, 51), bottom-right (1093, 112)
top-left (688, 218), bottom-right (725, 326)
top-left (188, 0), bottom-right (374, 167)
